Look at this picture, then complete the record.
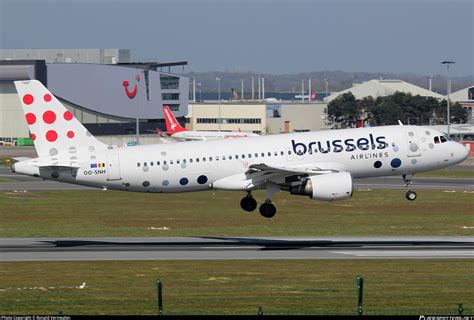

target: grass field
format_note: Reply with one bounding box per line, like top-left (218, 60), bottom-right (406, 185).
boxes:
top-left (0, 189), bottom-right (473, 237)
top-left (0, 260), bottom-right (472, 315)
top-left (416, 168), bottom-right (474, 179)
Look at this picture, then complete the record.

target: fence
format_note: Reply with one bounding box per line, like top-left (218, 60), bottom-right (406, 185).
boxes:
top-left (155, 276), bottom-right (471, 316)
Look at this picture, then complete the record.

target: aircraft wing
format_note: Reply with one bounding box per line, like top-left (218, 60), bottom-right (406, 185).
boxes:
top-left (246, 162), bottom-right (344, 176)
top-left (212, 161), bottom-right (347, 190)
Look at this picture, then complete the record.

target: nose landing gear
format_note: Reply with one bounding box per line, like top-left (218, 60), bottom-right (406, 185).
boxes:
top-left (403, 174), bottom-right (417, 201)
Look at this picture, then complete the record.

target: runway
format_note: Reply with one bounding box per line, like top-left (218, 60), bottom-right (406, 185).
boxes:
top-left (1, 237), bottom-right (473, 261)
top-left (1, 168), bottom-right (473, 191)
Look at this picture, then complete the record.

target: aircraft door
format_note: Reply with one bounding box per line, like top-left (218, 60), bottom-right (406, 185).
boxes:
top-left (406, 130), bottom-right (421, 157)
top-left (106, 154), bottom-right (122, 181)
top-left (286, 147), bottom-right (294, 161)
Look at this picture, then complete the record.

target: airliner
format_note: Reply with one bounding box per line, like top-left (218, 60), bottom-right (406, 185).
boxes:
top-left (163, 105), bottom-right (259, 141)
top-left (12, 80), bottom-right (469, 218)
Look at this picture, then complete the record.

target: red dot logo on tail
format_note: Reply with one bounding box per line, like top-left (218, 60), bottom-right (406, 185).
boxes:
top-left (122, 74), bottom-right (140, 99)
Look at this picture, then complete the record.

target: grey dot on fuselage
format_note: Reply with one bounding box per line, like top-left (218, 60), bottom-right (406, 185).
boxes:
top-left (49, 148), bottom-right (58, 156)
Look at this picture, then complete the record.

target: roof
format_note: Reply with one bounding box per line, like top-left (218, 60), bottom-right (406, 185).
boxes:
top-left (449, 86), bottom-right (474, 102)
top-left (324, 79), bottom-right (445, 102)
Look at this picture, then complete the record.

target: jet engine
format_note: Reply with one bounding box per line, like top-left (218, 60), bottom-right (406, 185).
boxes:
top-left (290, 172), bottom-right (353, 201)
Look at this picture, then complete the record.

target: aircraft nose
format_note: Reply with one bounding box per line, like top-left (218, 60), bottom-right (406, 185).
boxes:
top-left (455, 142), bottom-right (469, 163)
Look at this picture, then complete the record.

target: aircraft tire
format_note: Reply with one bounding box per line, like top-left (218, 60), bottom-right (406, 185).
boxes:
top-left (240, 196), bottom-right (257, 212)
top-left (259, 203), bottom-right (276, 218)
top-left (405, 190), bottom-right (417, 201)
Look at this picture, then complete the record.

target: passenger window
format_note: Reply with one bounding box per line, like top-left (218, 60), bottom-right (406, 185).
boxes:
top-left (268, 152), bottom-right (271, 157)
top-left (157, 161), bottom-right (161, 166)
top-left (223, 156), bottom-right (226, 160)
top-left (235, 155), bottom-right (239, 159)
top-left (280, 151), bottom-right (284, 156)
top-left (183, 159), bottom-right (186, 163)
top-left (261, 152), bottom-right (265, 157)
top-left (196, 158), bottom-right (199, 162)
top-left (288, 150), bottom-right (291, 155)
top-left (229, 155), bottom-right (233, 160)
top-left (163, 161), bottom-right (167, 165)
top-left (248, 154), bottom-right (252, 158)
top-left (216, 156), bottom-right (219, 161)
top-left (144, 162), bottom-right (147, 167)
top-left (242, 154), bottom-right (245, 159)
top-left (177, 160), bottom-right (180, 164)
top-left (274, 151), bottom-right (278, 156)
top-left (254, 153), bottom-right (258, 158)
top-left (137, 163), bottom-right (141, 167)
top-left (150, 162), bottom-right (154, 166)
top-left (209, 157), bottom-right (213, 161)
top-left (170, 160), bottom-right (174, 165)
top-left (202, 157), bottom-right (206, 162)
top-left (190, 159), bottom-right (193, 163)
top-left (434, 137), bottom-right (440, 144)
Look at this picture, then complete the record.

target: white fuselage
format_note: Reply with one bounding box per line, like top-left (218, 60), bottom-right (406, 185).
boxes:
top-left (170, 130), bottom-right (259, 141)
top-left (14, 125), bottom-right (469, 193)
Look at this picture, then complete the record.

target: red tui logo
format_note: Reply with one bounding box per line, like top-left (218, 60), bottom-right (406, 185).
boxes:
top-left (122, 74), bottom-right (140, 99)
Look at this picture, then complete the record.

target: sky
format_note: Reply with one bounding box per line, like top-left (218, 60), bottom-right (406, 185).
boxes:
top-left (0, 0), bottom-right (472, 76)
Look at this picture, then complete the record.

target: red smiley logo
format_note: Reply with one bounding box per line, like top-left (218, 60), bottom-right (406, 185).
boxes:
top-left (122, 74), bottom-right (140, 99)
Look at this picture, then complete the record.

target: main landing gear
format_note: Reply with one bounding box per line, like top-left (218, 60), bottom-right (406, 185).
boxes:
top-left (239, 183), bottom-right (280, 218)
top-left (403, 174), bottom-right (417, 201)
top-left (240, 191), bottom-right (257, 212)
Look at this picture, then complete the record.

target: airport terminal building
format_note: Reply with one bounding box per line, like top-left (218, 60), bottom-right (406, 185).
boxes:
top-left (0, 49), bottom-right (189, 143)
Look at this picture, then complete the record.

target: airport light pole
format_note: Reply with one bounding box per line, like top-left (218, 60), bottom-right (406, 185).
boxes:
top-left (308, 78), bottom-right (312, 101)
top-left (192, 78), bottom-right (196, 102)
top-left (251, 76), bottom-right (255, 101)
top-left (262, 77), bottom-right (265, 100)
top-left (216, 76), bottom-right (222, 132)
top-left (241, 79), bottom-right (244, 101)
top-left (197, 83), bottom-right (202, 102)
top-left (441, 60), bottom-right (455, 136)
top-left (257, 73), bottom-right (261, 100)
top-left (324, 78), bottom-right (329, 98)
top-left (301, 79), bottom-right (305, 102)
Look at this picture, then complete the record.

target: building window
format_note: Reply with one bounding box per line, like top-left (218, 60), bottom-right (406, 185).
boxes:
top-left (164, 104), bottom-right (180, 111)
top-left (196, 118), bottom-right (261, 124)
top-left (160, 75), bottom-right (179, 89)
top-left (162, 93), bottom-right (180, 100)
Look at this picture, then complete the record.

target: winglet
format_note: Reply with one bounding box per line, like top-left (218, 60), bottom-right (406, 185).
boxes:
top-left (398, 120), bottom-right (404, 126)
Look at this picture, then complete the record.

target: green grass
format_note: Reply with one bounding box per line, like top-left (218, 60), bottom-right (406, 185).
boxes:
top-left (0, 178), bottom-right (14, 183)
top-left (0, 189), bottom-right (473, 237)
top-left (0, 158), bottom-right (11, 169)
top-left (416, 168), bottom-right (474, 179)
top-left (0, 260), bottom-right (472, 315)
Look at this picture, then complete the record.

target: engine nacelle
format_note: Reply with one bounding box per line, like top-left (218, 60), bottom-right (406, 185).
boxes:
top-left (290, 172), bottom-right (353, 201)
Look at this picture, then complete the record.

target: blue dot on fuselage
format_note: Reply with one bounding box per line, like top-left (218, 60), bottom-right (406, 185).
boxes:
top-left (374, 161), bottom-right (382, 168)
top-left (411, 159), bottom-right (417, 165)
top-left (392, 146), bottom-right (399, 152)
top-left (197, 175), bottom-right (208, 185)
top-left (391, 158), bottom-right (402, 168)
top-left (180, 177), bottom-right (189, 186)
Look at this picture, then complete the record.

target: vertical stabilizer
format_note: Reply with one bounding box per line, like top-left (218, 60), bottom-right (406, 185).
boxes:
top-left (14, 80), bottom-right (106, 157)
top-left (163, 105), bottom-right (188, 134)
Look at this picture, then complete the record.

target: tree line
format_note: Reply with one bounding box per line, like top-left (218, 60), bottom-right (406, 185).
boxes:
top-left (326, 92), bottom-right (468, 128)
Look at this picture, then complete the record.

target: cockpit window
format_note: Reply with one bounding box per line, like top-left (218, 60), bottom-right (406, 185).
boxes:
top-left (434, 137), bottom-right (440, 144)
top-left (440, 135), bottom-right (448, 143)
